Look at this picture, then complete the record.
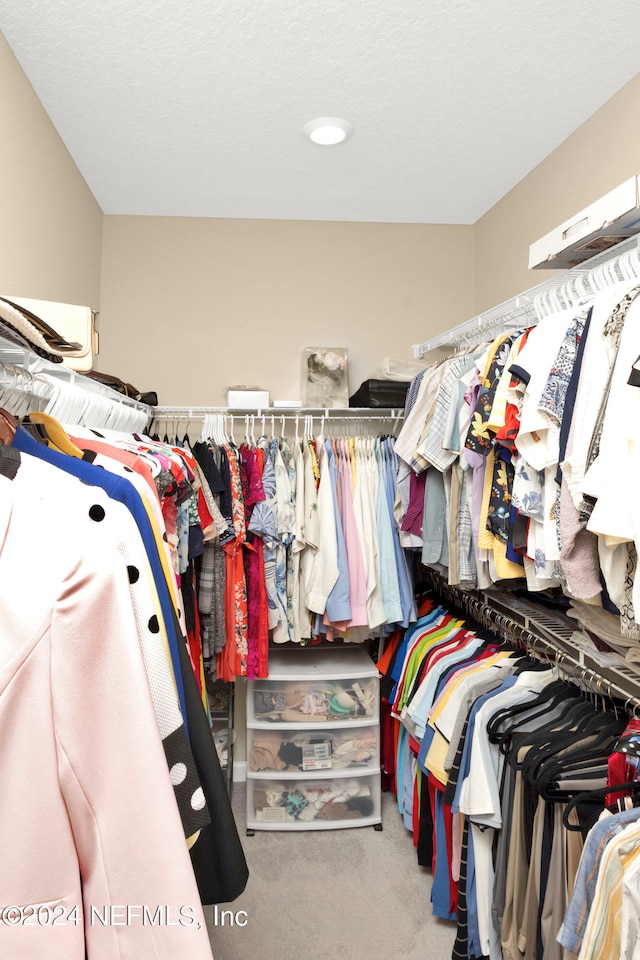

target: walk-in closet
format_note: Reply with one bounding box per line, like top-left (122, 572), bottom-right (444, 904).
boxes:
top-left (2, 4), bottom-right (640, 960)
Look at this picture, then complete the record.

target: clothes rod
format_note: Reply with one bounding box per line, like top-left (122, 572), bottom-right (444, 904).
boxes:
top-left (424, 569), bottom-right (640, 711)
top-left (152, 406), bottom-right (404, 419)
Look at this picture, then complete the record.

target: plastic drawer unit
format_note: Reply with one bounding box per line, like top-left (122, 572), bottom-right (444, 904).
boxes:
top-left (246, 648), bottom-right (382, 832)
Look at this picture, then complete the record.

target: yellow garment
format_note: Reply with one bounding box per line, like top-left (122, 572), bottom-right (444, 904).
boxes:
top-left (349, 437), bottom-right (357, 488)
top-left (492, 537), bottom-right (525, 580)
top-left (477, 449), bottom-right (522, 579)
top-left (485, 332), bottom-right (527, 434)
top-left (424, 731), bottom-right (451, 784)
top-left (424, 652), bottom-right (514, 781)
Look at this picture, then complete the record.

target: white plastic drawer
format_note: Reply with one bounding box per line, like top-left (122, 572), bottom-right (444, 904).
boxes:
top-left (247, 773), bottom-right (381, 830)
top-left (247, 676), bottom-right (379, 725)
top-left (247, 725), bottom-right (379, 775)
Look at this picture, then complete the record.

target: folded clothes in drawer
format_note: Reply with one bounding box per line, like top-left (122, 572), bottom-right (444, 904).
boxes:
top-left (249, 775), bottom-right (380, 824)
top-left (249, 678), bottom-right (378, 723)
top-left (248, 728), bottom-right (379, 773)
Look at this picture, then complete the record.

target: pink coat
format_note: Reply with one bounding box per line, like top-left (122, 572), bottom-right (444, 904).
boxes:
top-left (0, 472), bottom-right (213, 960)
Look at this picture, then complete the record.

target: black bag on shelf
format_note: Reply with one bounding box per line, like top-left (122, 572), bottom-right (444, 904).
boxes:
top-left (349, 379), bottom-right (409, 408)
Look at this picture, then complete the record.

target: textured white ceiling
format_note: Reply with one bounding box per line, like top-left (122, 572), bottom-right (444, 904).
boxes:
top-left (2, 1), bottom-right (640, 223)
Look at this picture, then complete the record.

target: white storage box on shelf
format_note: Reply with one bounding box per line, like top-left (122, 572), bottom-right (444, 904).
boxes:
top-left (529, 175), bottom-right (640, 270)
top-left (246, 648), bottom-right (382, 832)
top-left (227, 389), bottom-right (270, 409)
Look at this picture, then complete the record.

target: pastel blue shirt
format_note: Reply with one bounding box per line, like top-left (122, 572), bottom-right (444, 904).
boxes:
top-left (324, 440), bottom-right (352, 623)
top-left (558, 806), bottom-right (640, 952)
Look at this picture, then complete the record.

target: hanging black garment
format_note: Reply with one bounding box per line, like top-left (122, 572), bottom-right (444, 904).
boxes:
top-left (192, 440), bottom-right (226, 497)
top-left (417, 769), bottom-right (434, 867)
top-left (175, 615), bottom-right (249, 904)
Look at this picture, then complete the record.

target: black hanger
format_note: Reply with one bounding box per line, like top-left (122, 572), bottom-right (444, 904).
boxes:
top-left (538, 766), bottom-right (609, 804)
top-left (562, 780), bottom-right (640, 830)
top-left (520, 699), bottom-right (615, 774)
top-left (20, 415), bottom-right (50, 445)
top-left (487, 677), bottom-right (569, 740)
top-left (535, 735), bottom-right (618, 799)
top-left (525, 712), bottom-right (626, 791)
top-left (489, 680), bottom-right (578, 755)
top-left (508, 697), bottom-right (596, 772)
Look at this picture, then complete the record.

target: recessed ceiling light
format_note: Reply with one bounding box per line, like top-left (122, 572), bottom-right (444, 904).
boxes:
top-left (304, 117), bottom-right (354, 146)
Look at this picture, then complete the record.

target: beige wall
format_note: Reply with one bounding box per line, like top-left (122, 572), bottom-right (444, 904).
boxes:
top-left (99, 217), bottom-right (476, 405)
top-left (100, 74), bottom-right (640, 404)
top-left (0, 34), bottom-right (103, 307)
top-left (475, 72), bottom-right (640, 313)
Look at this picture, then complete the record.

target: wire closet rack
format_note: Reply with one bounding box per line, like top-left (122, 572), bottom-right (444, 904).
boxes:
top-left (0, 335), bottom-right (151, 432)
top-left (424, 569), bottom-right (640, 714)
top-left (412, 234), bottom-right (640, 357)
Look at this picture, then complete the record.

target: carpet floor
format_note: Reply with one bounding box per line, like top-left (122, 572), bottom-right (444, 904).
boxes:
top-left (205, 783), bottom-right (456, 960)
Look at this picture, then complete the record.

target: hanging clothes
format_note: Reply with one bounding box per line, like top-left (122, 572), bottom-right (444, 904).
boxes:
top-left (0, 433), bottom-right (221, 959)
top-left (240, 441), bottom-right (269, 678)
top-left (395, 278), bottom-right (640, 646)
top-left (6, 415), bottom-right (249, 920)
top-left (381, 584), bottom-right (640, 960)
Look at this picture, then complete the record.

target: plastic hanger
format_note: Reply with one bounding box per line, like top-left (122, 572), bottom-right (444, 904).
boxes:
top-left (99, 395), bottom-right (121, 432)
top-left (548, 287), bottom-right (563, 314)
top-left (27, 411), bottom-right (84, 458)
top-left (507, 695), bottom-right (596, 770)
top-left (533, 718), bottom-right (624, 790)
top-left (521, 706), bottom-right (625, 788)
top-left (620, 250), bottom-right (635, 281)
top-left (533, 292), bottom-right (546, 322)
top-left (487, 678), bottom-right (572, 746)
top-left (2, 366), bottom-right (35, 420)
top-left (181, 418), bottom-right (192, 447)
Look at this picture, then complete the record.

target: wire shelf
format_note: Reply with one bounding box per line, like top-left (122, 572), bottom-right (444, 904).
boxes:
top-left (412, 234), bottom-right (640, 358)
